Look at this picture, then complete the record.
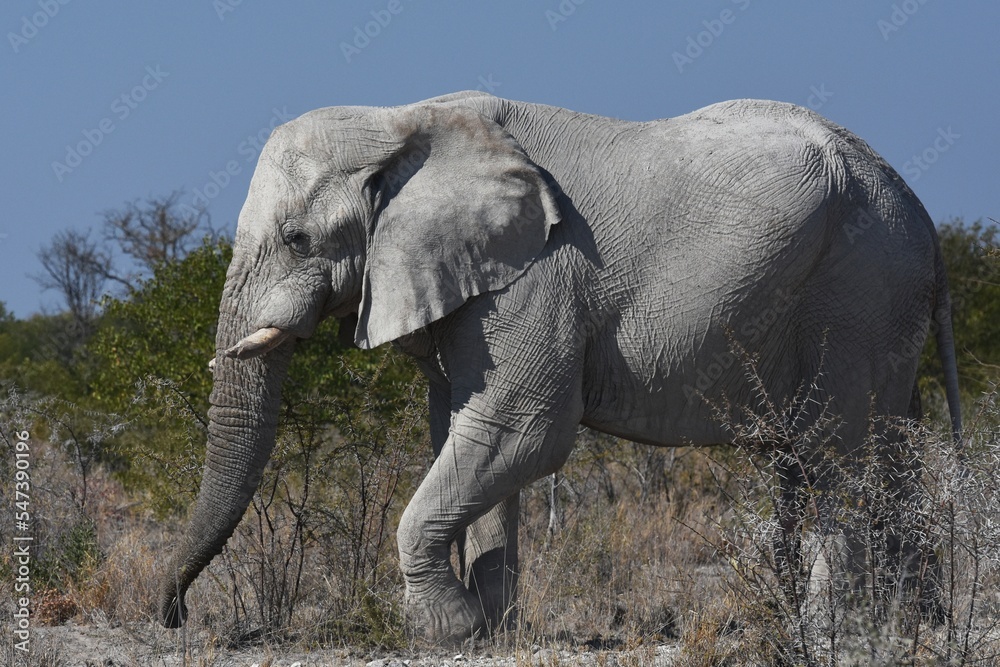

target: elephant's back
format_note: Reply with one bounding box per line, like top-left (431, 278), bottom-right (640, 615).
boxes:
top-left (577, 100), bottom-right (938, 445)
top-left (601, 101), bottom-right (843, 337)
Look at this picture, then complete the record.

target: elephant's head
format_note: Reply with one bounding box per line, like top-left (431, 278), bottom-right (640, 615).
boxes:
top-left (158, 96), bottom-right (560, 627)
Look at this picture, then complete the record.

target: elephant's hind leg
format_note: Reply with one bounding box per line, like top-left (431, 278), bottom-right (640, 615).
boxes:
top-left (877, 381), bottom-right (944, 623)
top-left (774, 450), bottom-right (808, 595)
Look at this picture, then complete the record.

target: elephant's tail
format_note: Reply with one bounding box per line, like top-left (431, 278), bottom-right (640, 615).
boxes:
top-left (932, 241), bottom-right (963, 445)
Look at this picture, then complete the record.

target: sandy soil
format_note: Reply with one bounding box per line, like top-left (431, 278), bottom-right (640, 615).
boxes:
top-left (28, 623), bottom-right (681, 666)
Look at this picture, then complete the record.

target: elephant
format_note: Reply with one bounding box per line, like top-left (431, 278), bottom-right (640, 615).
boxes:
top-left (158, 90), bottom-right (962, 642)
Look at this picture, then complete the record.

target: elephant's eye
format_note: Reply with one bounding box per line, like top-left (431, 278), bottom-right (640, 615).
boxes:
top-left (282, 227), bottom-right (310, 254)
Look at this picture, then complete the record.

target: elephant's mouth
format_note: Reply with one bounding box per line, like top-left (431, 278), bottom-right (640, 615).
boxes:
top-left (225, 327), bottom-right (294, 360)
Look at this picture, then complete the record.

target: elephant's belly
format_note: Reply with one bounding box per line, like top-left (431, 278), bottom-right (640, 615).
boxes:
top-left (580, 382), bottom-right (734, 448)
top-left (579, 306), bottom-right (797, 448)
top-left (580, 347), bottom-right (743, 448)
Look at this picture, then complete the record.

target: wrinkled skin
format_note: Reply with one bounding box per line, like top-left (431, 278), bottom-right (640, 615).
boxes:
top-left (158, 92), bottom-right (962, 642)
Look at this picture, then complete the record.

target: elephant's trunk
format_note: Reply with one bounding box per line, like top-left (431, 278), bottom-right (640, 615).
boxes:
top-left (158, 311), bottom-right (295, 627)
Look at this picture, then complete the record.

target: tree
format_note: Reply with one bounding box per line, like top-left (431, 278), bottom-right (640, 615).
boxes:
top-left (87, 234), bottom-right (425, 512)
top-left (13, 201), bottom-right (427, 635)
top-left (30, 194), bottom-right (216, 394)
top-left (33, 193), bottom-right (213, 338)
top-left (920, 219), bottom-right (1000, 410)
top-left (34, 229), bottom-right (112, 335)
top-left (0, 311), bottom-right (89, 397)
top-left (101, 191), bottom-right (211, 277)
top-left (87, 237), bottom-right (233, 508)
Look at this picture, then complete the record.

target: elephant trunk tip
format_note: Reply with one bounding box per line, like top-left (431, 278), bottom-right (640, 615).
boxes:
top-left (160, 591), bottom-right (187, 630)
top-left (159, 567), bottom-right (187, 630)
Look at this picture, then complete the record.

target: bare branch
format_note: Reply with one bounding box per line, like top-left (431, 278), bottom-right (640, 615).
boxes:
top-left (101, 192), bottom-right (210, 275)
top-left (33, 229), bottom-right (112, 329)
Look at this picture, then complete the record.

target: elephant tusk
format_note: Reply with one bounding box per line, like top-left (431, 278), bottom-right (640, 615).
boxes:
top-left (225, 327), bottom-right (293, 360)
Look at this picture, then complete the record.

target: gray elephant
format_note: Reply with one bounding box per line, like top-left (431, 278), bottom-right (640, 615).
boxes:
top-left (158, 91), bottom-right (961, 641)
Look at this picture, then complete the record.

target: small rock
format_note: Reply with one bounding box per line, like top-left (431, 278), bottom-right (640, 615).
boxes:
top-left (533, 648), bottom-right (555, 664)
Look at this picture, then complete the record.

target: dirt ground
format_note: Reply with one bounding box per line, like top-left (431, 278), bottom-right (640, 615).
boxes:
top-left (26, 623), bottom-right (682, 666)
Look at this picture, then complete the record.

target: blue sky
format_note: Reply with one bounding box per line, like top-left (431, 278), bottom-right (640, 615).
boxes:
top-left (2, 1), bottom-right (997, 318)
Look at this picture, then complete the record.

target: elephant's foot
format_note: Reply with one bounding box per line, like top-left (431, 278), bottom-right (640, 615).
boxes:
top-left (405, 580), bottom-right (487, 644)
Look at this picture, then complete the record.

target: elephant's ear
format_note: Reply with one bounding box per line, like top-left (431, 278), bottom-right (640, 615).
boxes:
top-left (355, 104), bottom-right (561, 349)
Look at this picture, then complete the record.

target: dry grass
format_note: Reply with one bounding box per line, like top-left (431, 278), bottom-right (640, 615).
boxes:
top-left (4, 377), bottom-right (1000, 665)
top-left (515, 439), bottom-right (723, 648)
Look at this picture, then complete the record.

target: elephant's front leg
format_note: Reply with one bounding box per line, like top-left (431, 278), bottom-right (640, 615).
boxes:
top-left (417, 370), bottom-right (519, 630)
top-left (422, 365), bottom-right (521, 633)
top-left (397, 449), bottom-right (499, 642)
top-left (398, 402), bottom-right (579, 642)
top-left (397, 495), bottom-right (486, 642)
top-left (459, 492), bottom-right (519, 632)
